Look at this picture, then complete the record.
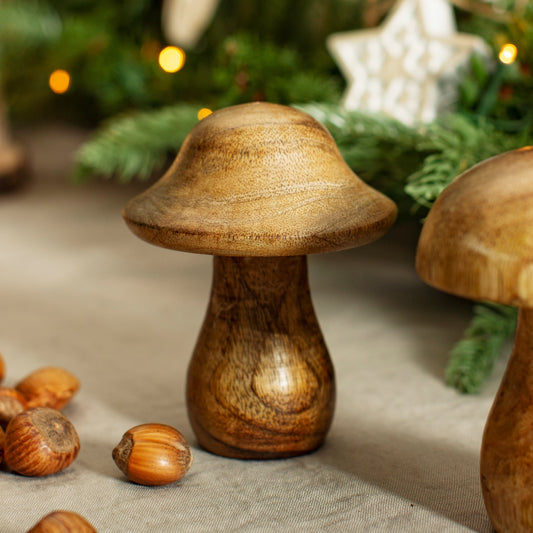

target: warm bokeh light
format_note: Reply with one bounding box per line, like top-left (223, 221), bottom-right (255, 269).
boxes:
top-left (158, 46), bottom-right (186, 73)
top-left (197, 108), bottom-right (213, 120)
top-left (49, 69), bottom-right (71, 94)
top-left (499, 43), bottom-right (518, 65)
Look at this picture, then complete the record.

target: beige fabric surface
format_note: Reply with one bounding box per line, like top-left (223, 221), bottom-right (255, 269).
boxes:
top-left (0, 125), bottom-right (500, 532)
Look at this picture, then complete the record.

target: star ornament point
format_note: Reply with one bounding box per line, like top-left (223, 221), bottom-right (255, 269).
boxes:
top-left (327, 0), bottom-right (490, 125)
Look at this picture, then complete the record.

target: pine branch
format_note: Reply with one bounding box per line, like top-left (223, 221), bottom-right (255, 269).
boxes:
top-left (73, 105), bottom-right (199, 182)
top-left (446, 303), bottom-right (517, 394)
top-left (75, 101), bottom-right (427, 209)
top-left (212, 35), bottom-right (340, 107)
top-left (298, 105), bottom-right (532, 216)
top-left (405, 114), bottom-right (527, 210)
top-left (74, 102), bottom-right (531, 215)
top-left (0, 2), bottom-right (61, 49)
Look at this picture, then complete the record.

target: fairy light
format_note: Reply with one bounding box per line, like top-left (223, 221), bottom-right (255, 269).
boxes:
top-left (499, 43), bottom-right (518, 65)
top-left (158, 46), bottom-right (186, 73)
top-left (49, 69), bottom-right (71, 94)
top-left (197, 108), bottom-right (213, 120)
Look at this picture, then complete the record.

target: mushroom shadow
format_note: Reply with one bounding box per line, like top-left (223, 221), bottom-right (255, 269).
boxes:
top-left (308, 221), bottom-right (475, 382)
top-left (316, 420), bottom-right (492, 532)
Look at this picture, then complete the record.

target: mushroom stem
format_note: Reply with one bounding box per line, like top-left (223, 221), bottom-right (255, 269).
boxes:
top-left (186, 255), bottom-right (335, 459)
top-left (481, 306), bottom-right (533, 532)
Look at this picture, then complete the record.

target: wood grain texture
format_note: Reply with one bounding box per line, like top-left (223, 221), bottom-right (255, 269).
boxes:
top-left (480, 308), bottom-right (533, 533)
top-left (187, 255), bottom-right (335, 458)
top-left (123, 102), bottom-right (397, 459)
top-left (416, 146), bottom-right (533, 306)
top-left (416, 146), bottom-right (533, 532)
top-left (122, 101), bottom-right (397, 257)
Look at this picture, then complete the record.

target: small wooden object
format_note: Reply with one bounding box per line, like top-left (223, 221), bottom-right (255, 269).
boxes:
top-left (416, 146), bottom-right (533, 532)
top-left (123, 102), bottom-right (397, 458)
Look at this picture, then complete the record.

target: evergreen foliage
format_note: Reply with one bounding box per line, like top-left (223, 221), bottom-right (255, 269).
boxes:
top-left (0, 0), bottom-right (359, 123)
top-left (76, 101), bottom-right (530, 212)
top-left (73, 105), bottom-right (198, 182)
top-left (445, 303), bottom-right (517, 394)
top-left (212, 35), bottom-right (340, 107)
top-left (405, 114), bottom-right (528, 209)
top-left (0, 1), bottom-right (61, 48)
top-left (0, 1), bottom-right (167, 122)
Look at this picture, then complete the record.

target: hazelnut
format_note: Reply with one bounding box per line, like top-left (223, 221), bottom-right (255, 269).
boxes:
top-left (16, 367), bottom-right (80, 410)
top-left (5, 407), bottom-right (80, 476)
top-left (112, 423), bottom-right (192, 486)
top-left (0, 387), bottom-right (28, 427)
top-left (27, 510), bottom-right (96, 532)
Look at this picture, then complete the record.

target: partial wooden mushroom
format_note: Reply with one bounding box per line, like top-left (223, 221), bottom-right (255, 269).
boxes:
top-left (0, 93), bottom-right (27, 192)
top-left (416, 146), bottom-right (533, 533)
top-left (123, 102), bottom-right (397, 459)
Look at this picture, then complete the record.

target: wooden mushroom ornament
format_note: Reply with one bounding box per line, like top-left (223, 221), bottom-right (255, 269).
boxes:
top-left (0, 94), bottom-right (27, 192)
top-left (123, 102), bottom-right (397, 459)
top-left (416, 146), bottom-right (533, 532)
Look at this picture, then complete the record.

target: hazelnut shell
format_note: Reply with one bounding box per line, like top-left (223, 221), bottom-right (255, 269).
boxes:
top-left (16, 367), bottom-right (80, 410)
top-left (0, 387), bottom-right (28, 427)
top-left (27, 510), bottom-right (96, 532)
top-left (112, 423), bottom-right (192, 486)
top-left (5, 407), bottom-right (80, 476)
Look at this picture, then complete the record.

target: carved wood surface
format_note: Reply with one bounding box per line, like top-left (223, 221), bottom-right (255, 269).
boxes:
top-left (480, 307), bottom-right (533, 532)
top-left (123, 102), bottom-right (397, 257)
top-left (416, 146), bottom-right (533, 531)
top-left (187, 255), bottom-right (335, 458)
top-left (123, 102), bottom-right (397, 459)
top-left (416, 146), bottom-right (533, 307)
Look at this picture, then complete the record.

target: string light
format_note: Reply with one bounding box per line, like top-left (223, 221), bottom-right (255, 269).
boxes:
top-left (49, 69), bottom-right (71, 94)
top-left (158, 46), bottom-right (186, 73)
top-left (499, 43), bottom-right (518, 65)
top-left (197, 108), bottom-right (213, 120)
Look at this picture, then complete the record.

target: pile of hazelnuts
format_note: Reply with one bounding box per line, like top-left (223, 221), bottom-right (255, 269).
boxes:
top-left (0, 352), bottom-right (193, 532)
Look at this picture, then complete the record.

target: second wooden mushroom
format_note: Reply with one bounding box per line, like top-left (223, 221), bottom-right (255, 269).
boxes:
top-left (416, 146), bottom-right (533, 533)
top-left (123, 102), bottom-right (397, 459)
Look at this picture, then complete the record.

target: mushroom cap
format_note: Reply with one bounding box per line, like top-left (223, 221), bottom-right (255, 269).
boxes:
top-left (123, 102), bottom-right (397, 256)
top-left (416, 146), bottom-right (533, 307)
